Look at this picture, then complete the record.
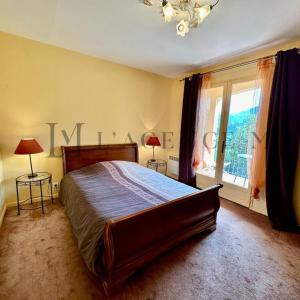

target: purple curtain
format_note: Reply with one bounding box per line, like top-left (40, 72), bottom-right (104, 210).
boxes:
top-left (266, 49), bottom-right (300, 232)
top-left (178, 74), bottom-right (202, 187)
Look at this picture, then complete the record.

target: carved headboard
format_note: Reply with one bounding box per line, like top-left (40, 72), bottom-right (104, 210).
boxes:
top-left (62, 143), bottom-right (139, 174)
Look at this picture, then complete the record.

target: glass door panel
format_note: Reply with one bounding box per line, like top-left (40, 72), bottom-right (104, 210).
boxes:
top-left (222, 80), bottom-right (261, 189)
top-left (197, 86), bottom-right (224, 180)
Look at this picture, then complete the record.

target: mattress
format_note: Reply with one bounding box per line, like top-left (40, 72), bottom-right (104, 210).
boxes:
top-left (60, 161), bottom-right (198, 273)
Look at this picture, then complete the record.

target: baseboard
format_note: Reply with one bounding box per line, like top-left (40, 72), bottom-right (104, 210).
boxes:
top-left (250, 205), bottom-right (268, 216)
top-left (1, 195), bottom-right (59, 227)
top-left (5, 192), bottom-right (59, 208)
top-left (6, 201), bottom-right (17, 208)
top-left (0, 202), bottom-right (7, 228)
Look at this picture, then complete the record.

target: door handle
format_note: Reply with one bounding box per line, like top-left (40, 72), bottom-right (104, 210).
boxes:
top-left (221, 141), bottom-right (226, 154)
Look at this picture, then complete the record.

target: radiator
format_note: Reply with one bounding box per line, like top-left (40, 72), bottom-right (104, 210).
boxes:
top-left (168, 155), bottom-right (179, 176)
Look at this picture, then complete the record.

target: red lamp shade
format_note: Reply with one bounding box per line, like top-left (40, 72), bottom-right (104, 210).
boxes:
top-left (14, 138), bottom-right (43, 155)
top-left (146, 136), bottom-right (161, 147)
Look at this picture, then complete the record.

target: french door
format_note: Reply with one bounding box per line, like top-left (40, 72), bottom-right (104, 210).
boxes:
top-left (197, 77), bottom-right (260, 207)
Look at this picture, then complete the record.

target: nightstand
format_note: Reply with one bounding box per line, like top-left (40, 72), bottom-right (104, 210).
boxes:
top-left (147, 159), bottom-right (167, 175)
top-left (16, 172), bottom-right (54, 214)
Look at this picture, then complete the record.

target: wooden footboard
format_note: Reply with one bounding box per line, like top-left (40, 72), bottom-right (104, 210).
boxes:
top-left (101, 184), bottom-right (222, 295)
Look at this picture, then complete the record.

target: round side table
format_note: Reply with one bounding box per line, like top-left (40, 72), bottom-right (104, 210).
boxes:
top-left (16, 172), bottom-right (54, 214)
top-left (147, 159), bottom-right (167, 175)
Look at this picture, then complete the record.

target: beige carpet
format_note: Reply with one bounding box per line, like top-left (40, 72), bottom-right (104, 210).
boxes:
top-left (0, 199), bottom-right (300, 300)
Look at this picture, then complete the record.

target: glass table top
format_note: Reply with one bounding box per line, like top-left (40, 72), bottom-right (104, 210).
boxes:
top-left (147, 159), bottom-right (167, 166)
top-left (16, 172), bottom-right (51, 183)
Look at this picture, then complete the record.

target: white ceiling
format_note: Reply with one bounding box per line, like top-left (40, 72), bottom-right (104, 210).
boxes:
top-left (0, 0), bottom-right (300, 77)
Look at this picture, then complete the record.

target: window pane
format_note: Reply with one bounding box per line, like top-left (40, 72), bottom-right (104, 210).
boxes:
top-left (222, 80), bottom-right (261, 188)
top-left (198, 86), bottom-right (223, 178)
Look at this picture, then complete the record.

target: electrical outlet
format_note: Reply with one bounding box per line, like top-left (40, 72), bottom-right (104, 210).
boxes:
top-left (53, 182), bottom-right (60, 192)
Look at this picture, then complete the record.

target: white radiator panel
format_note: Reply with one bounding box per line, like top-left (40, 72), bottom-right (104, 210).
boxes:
top-left (168, 156), bottom-right (179, 176)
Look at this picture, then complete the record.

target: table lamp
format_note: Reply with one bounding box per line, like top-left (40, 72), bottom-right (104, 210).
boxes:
top-left (14, 138), bottom-right (44, 178)
top-left (146, 136), bottom-right (161, 162)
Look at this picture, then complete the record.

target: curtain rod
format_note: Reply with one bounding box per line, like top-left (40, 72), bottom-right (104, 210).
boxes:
top-left (180, 48), bottom-right (300, 82)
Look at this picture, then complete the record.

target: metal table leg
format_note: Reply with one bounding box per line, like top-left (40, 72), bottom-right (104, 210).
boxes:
top-left (39, 180), bottom-right (44, 214)
top-left (29, 181), bottom-right (32, 204)
top-left (50, 176), bottom-right (54, 204)
top-left (16, 181), bottom-right (20, 215)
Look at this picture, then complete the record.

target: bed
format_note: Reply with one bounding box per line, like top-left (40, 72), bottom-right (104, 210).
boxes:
top-left (60, 143), bottom-right (222, 295)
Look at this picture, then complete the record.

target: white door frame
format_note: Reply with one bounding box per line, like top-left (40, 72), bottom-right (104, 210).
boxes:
top-left (197, 76), bottom-right (257, 207)
top-left (196, 81), bottom-right (227, 189)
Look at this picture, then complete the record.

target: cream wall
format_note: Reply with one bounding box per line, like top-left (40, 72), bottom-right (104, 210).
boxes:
top-left (0, 31), bottom-right (173, 206)
top-left (0, 151), bottom-right (6, 226)
top-left (1, 30), bottom-right (299, 221)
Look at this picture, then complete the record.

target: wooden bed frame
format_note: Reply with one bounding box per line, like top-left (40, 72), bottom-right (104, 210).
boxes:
top-left (61, 143), bottom-right (222, 296)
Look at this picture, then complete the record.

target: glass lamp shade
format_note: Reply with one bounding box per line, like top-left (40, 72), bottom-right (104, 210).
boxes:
top-left (14, 138), bottom-right (43, 155)
top-left (177, 20), bottom-right (190, 37)
top-left (162, 1), bottom-right (174, 22)
top-left (146, 136), bottom-right (161, 147)
top-left (197, 5), bottom-right (212, 20)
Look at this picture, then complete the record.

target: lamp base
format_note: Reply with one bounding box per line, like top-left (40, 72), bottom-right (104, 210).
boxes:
top-left (28, 173), bottom-right (38, 179)
top-left (149, 158), bottom-right (156, 162)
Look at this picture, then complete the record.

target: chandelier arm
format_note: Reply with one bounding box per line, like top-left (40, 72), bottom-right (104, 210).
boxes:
top-left (187, 4), bottom-right (193, 22)
top-left (211, 0), bottom-right (220, 9)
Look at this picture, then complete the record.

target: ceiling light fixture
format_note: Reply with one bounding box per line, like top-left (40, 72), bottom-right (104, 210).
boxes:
top-left (143, 0), bottom-right (220, 37)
